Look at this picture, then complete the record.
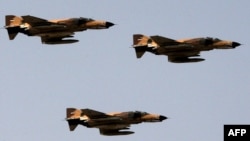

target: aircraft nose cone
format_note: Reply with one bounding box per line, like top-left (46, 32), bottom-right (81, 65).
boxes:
top-left (106, 22), bottom-right (115, 28)
top-left (159, 115), bottom-right (167, 121)
top-left (232, 42), bottom-right (241, 48)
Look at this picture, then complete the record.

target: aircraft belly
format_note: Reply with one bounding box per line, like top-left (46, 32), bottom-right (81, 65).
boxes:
top-left (38, 32), bottom-right (74, 38)
top-left (87, 118), bottom-right (129, 128)
top-left (167, 51), bottom-right (200, 57)
top-left (95, 124), bottom-right (129, 129)
top-left (33, 25), bottom-right (66, 30)
top-left (28, 26), bottom-right (71, 35)
top-left (158, 45), bottom-right (213, 54)
top-left (91, 118), bottom-right (123, 124)
top-left (157, 46), bottom-right (198, 55)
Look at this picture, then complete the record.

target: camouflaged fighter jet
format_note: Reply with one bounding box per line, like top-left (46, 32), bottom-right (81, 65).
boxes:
top-left (66, 108), bottom-right (167, 136)
top-left (4, 15), bottom-right (114, 44)
top-left (133, 34), bottom-right (241, 63)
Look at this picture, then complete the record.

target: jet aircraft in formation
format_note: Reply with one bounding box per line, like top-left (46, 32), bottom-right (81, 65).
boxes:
top-left (4, 15), bottom-right (114, 44)
top-left (66, 108), bottom-right (167, 136)
top-left (2, 14), bottom-right (242, 138)
top-left (133, 34), bottom-right (241, 63)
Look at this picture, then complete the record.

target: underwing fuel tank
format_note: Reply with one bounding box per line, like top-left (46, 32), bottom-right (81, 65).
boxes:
top-left (171, 58), bottom-right (205, 63)
top-left (43, 39), bottom-right (79, 44)
top-left (100, 130), bottom-right (134, 136)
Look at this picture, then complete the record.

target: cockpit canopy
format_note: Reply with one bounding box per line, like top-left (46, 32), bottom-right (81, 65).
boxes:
top-left (78, 17), bottom-right (94, 25)
top-left (134, 111), bottom-right (148, 117)
top-left (200, 37), bottom-right (221, 45)
top-left (205, 37), bottom-right (221, 42)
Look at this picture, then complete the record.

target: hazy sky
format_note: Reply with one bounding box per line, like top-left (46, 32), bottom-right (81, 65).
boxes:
top-left (1, 1), bottom-right (249, 141)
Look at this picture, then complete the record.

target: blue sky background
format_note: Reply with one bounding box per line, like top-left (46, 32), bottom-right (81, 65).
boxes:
top-left (0, 0), bottom-right (249, 141)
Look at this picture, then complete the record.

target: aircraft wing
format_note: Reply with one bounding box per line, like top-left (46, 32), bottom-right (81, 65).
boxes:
top-left (150, 35), bottom-right (181, 46)
top-left (41, 32), bottom-right (79, 44)
top-left (80, 109), bottom-right (112, 119)
top-left (21, 15), bottom-right (53, 26)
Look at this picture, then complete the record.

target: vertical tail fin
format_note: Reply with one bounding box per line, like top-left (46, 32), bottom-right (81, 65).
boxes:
top-left (133, 34), bottom-right (152, 47)
top-left (66, 108), bottom-right (82, 131)
top-left (6, 15), bottom-right (15, 27)
top-left (6, 15), bottom-right (23, 26)
top-left (133, 34), bottom-right (151, 58)
top-left (5, 15), bottom-right (22, 40)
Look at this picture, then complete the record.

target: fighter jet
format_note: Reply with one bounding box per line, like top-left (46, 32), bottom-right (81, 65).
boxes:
top-left (4, 15), bottom-right (114, 44)
top-left (133, 34), bottom-right (241, 63)
top-left (66, 108), bottom-right (167, 136)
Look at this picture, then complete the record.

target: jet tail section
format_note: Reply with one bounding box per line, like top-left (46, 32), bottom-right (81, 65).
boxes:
top-left (66, 108), bottom-right (83, 131)
top-left (67, 108), bottom-right (82, 119)
top-left (5, 15), bottom-right (23, 40)
top-left (133, 34), bottom-right (147, 58)
top-left (133, 34), bottom-right (151, 47)
top-left (133, 34), bottom-right (154, 58)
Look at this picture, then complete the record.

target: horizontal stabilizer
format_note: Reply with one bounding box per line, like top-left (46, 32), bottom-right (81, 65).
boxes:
top-left (67, 119), bottom-right (80, 131)
top-left (6, 26), bottom-right (20, 40)
top-left (134, 47), bottom-right (147, 58)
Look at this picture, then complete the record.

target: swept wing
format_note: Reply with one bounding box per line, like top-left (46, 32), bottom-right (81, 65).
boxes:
top-left (41, 33), bottom-right (78, 44)
top-left (80, 108), bottom-right (112, 119)
top-left (150, 35), bottom-right (181, 46)
top-left (150, 35), bottom-right (204, 63)
top-left (167, 51), bottom-right (204, 63)
top-left (21, 15), bottom-right (53, 26)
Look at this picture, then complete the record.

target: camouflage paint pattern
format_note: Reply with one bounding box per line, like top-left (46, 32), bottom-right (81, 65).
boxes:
top-left (4, 15), bottom-right (114, 44)
top-left (66, 108), bottom-right (167, 136)
top-left (133, 34), bottom-right (241, 63)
